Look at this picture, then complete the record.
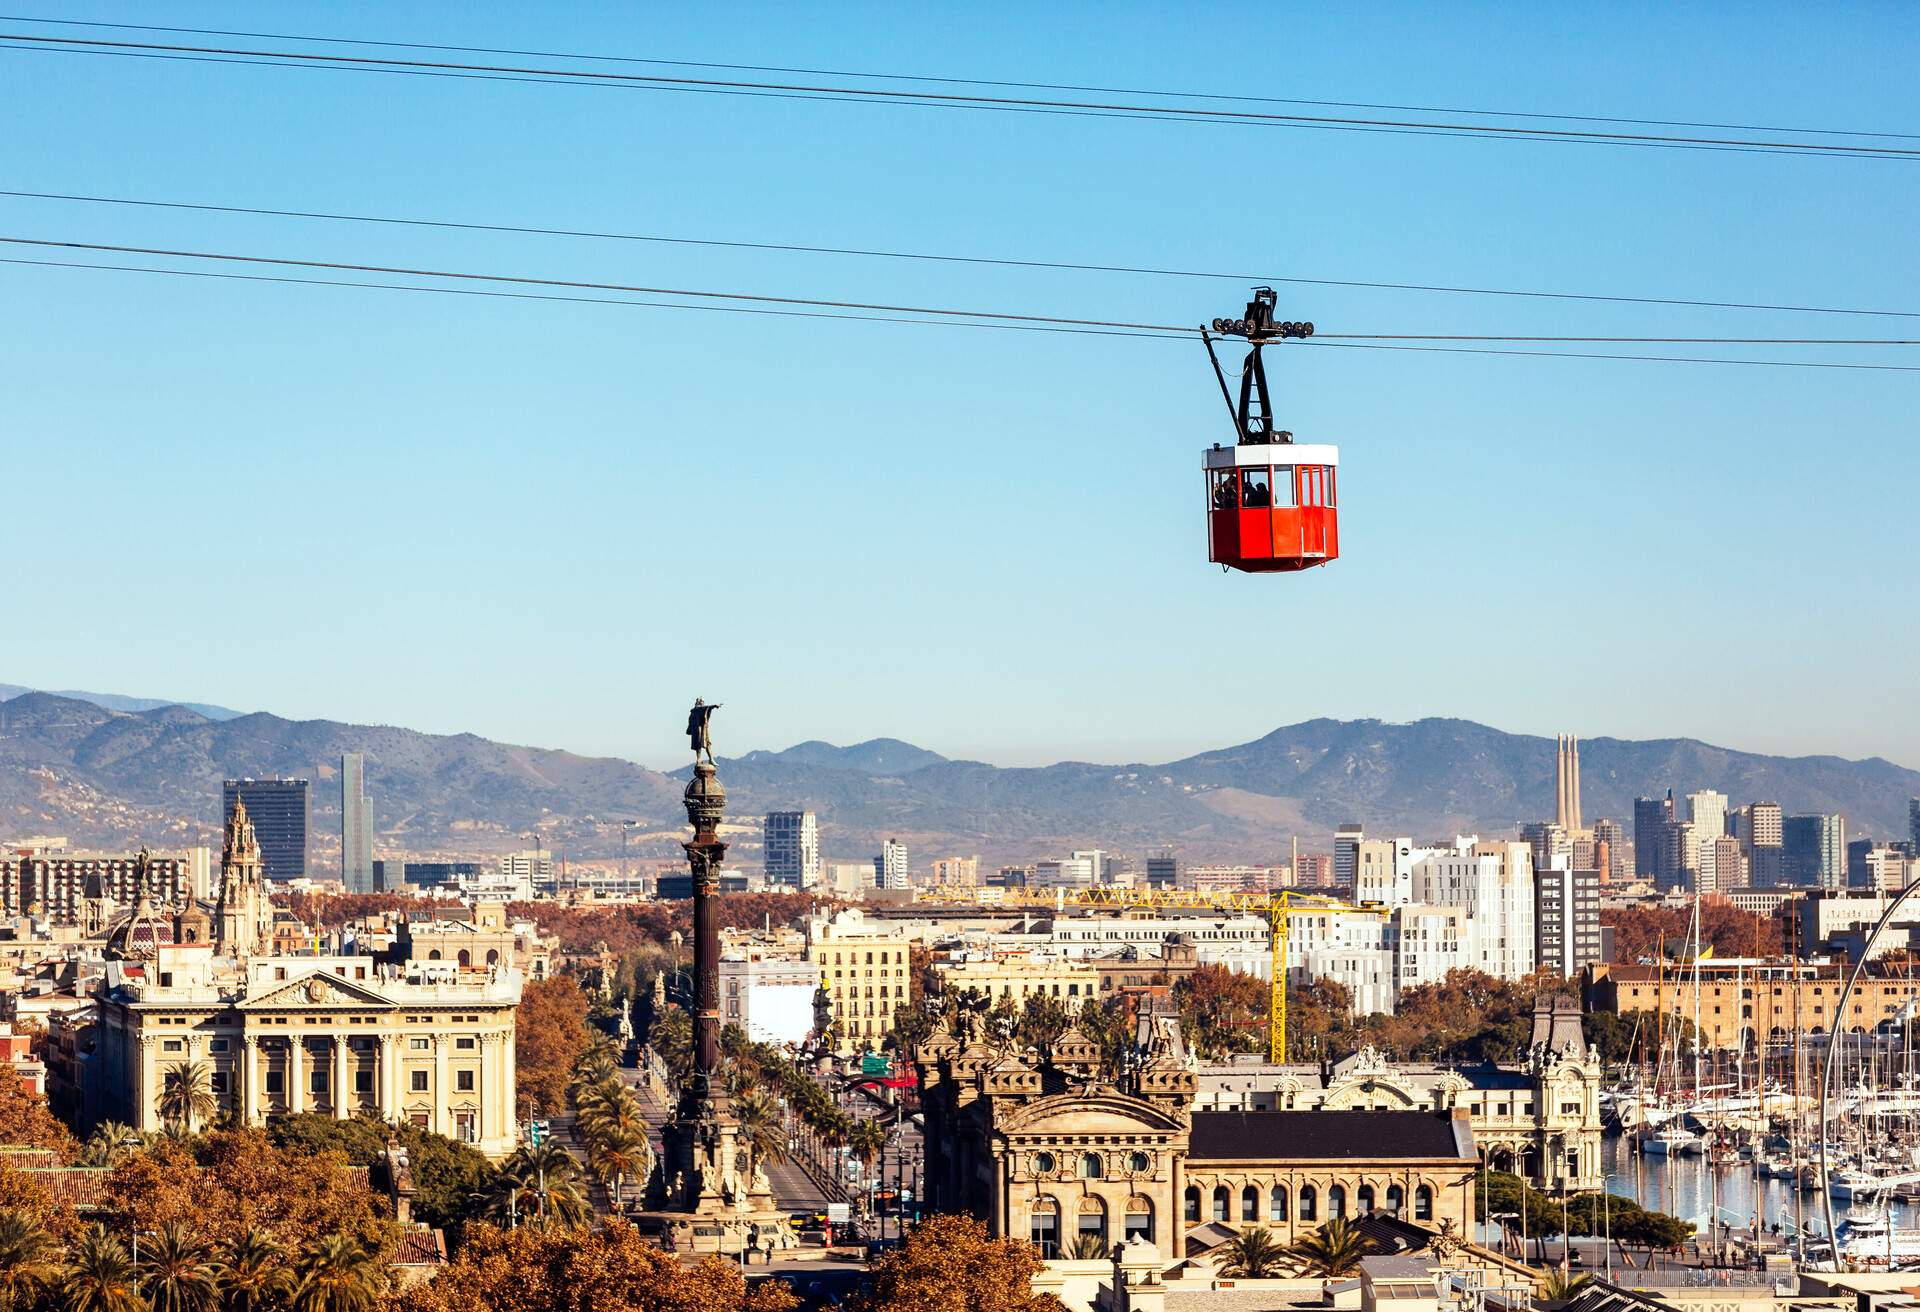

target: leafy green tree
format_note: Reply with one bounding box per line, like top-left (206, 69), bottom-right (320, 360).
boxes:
top-left (58, 1223), bottom-right (146, 1312)
top-left (1217, 1225), bottom-right (1286, 1277)
top-left (1076, 997), bottom-right (1134, 1079)
top-left (265, 1115), bottom-right (491, 1232)
top-left (1017, 994), bottom-right (1074, 1063)
top-left (1542, 1270), bottom-right (1593, 1303)
top-left (1066, 1232), bottom-right (1110, 1259)
top-left (1285, 1217), bottom-right (1373, 1277)
top-left (288, 1233), bottom-right (382, 1312)
top-left (0, 1206), bottom-right (59, 1308)
top-left (143, 1222), bottom-right (218, 1312)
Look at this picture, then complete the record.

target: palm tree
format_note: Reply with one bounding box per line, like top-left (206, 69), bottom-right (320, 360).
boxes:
top-left (483, 1143), bottom-right (590, 1229)
top-left (58, 1224), bottom-right (147, 1312)
top-left (1216, 1225), bottom-right (1286, 1278)
top-left (288, 1234), bottom-right (382, 1312)
top-left (78, 1122), bottom-right (141, 1168)
top-left (733, 1092), bottom-right (788, 1171)
top-left (1541, 1269), bottom-right (1593, 1304)
top-left (587, 1125), bottom-right (651, 1212)
top-left (0, 1207), bottom-right (59, 1308)
top-left (142, 1222), bottom-right (218, 1312)
top-left (1285, 1216), bottom-right (1373, 1278)
top-left (218, 1229), bottom-right (292, 1312)
top-left (158, 1061), bottom-right (218, 1133)
top-left (1067, 1232), bottom-right (1111, 1260)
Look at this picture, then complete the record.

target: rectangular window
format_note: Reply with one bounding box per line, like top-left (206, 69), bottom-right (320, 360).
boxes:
top-left (456, 1037), bottom-right (476, 1051)
top-left (162, 1040), bottom-right (183, 1053)
top-left (408, 1111), bottom-right (430, 1129)
top-left (411, 1071), bottom-right (429, 1092)
top-left (210, 1071), bottom-right (229, 1094)
top-left (457, 1070), bottom-right (475, 1092)
top-left (410, 1038), bottom-right (430, 1050)
top-left (355, 1070), bottom-right (374, 1093)
top-left (456, 1111), bottom-right (478, 1144)
top-left (310, 1071), bottom-right (327, 1093)
top-left (208, 1039), bottom-right (229, 1053)
top-left (265, 1071), bottom-right (284, 1094)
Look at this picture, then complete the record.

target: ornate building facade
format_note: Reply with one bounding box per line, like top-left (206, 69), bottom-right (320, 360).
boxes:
top-left (915, 1000), bottom-right (1479, 1257)
top-left (87, 799), bottom-right (523, 1156)
top-left (1193, 997), bottom-right (1605, 1191)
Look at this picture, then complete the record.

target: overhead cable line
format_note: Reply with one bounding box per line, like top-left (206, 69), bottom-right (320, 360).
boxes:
top-left (7, 12), bottom-right (1917, 143)
top-left (3, 32), bottom-right (1916, 160)
top-left (7, 188), bottom-right (1915, 321)
top-left (7, 255), bottom-right (1916, 372)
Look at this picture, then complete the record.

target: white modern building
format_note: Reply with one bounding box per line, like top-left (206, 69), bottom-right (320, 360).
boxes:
top-left (874, 839), bottom-right (909, 891)
top-left (720, 950), bottom-right (817, 1047)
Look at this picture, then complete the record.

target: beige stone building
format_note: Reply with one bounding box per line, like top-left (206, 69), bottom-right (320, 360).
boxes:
top-left (393, 902), bottom-right (554, 980)
top-left (806, 909), bottom-right (921, 1053)
top-left (86, 799), bottom-right (524, 1156)
top-left (935, 952), bottom-right (1100, 1008)
top-left (916, 1003), bottom-right (1478, 1257)
top-left (1588, 959), bottom-right (1920, 1050)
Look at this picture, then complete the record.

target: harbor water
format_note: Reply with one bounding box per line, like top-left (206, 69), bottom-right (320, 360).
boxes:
top-left (1602, 1132), bottom-right (1916, 1240)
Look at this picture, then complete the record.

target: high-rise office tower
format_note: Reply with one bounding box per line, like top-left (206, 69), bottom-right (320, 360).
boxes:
top-left (1737, 802), bottom-right (1785, 887)
top-left (1145, 851), bottom-right (1181, 888)
top-left (1910, 798), bottom-right (1920, 854)
top-left (1535, 856), bottom-right (1601, 976)
top-left (873, 839), bottom-right (909, 891)
top-left (340, 753), bottom-right (374, 893)
top-left (222, 777), bottom-right (310, 881)
top-left (1634, 796), bottom-right (1672, 886)
top-left (1334, 823), bottom-right (1364, 893)
top-left (1687, 789), bottom-right (1729, 845)
top-left (1555, 734), bottom-right (1583, 831)
top-left (1783, 814), bottom-right (1847, 889)
top-left (1522, 822), bottom-right (1570, 880)
top-left (762, 811), bottom-right (821, 890)
top-left (1591, 817), bottom-right (1630, 882)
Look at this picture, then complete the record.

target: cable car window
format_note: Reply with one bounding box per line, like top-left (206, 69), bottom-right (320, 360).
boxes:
top-left (1240, 469), bottom-right (1271, 508)
top-left (1210, 470), bottom-right (1237, 510)
top-left (1326, 466), bottom-right (1337, 508)
top-left (1271, 468), bottom-right (1296, 508)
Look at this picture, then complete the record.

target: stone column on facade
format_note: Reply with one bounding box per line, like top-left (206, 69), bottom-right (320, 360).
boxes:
top-left (133, 1034), bottom-right (158, 1131)
top-left (374, 1034), bottom-right (391, 1121)
top-left (502, 1025), bottom-right (517, 1137)
top-left (332, 1036), bottom-right (350, 1119)
top-left (1169, 1152), bottom-right (1185, 1242)
top-left (432, 1034), bottom-right (450, 1136)
top-left (477, 1032), bottom-right (499, 1147)
top-left (288, 1036), bottom-right (305, 1115)
top-left (239, 1036), bottom-right (259, 1127)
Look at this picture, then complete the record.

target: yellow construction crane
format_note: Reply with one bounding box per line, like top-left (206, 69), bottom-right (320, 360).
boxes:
top-left (1267, 892), bottom-right (1387, 1064)
top-left (913, 883), bottom-right (1385, 1063)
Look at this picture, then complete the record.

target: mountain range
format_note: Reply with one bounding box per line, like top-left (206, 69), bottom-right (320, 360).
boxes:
top-left (1, 687), bottom-right (1915, 868)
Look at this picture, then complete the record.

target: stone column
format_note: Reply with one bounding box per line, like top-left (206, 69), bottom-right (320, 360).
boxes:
top-left (288, 1036), bottom-right (306, 1115)
top-left (503, 1024), bottom-right (517, 1131)
top-left (133, 1034), bottom-right (157, 1131)
top-left (332, 1037), bottom-right (350, 1119)
top-left (374, 1034), bottom-right (391, 1121)
top-left (240, 1036), bottom-right (259, 1126)
top-left (478, 1032), bottom-right (499, 1148)
top-left (432, 1034), bottom-right (449, 1136)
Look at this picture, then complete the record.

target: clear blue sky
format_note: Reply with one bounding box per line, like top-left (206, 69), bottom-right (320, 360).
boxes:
top-left (3, 3), bottom-right (1915, 770)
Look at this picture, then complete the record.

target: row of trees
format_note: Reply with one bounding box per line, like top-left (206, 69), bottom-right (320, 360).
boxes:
top-left (1476, 1169), bottom-right (1693, 1266)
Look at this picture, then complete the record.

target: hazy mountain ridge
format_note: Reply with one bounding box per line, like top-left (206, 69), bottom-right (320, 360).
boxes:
top-left (1, 691), bottom-right (1914, 864)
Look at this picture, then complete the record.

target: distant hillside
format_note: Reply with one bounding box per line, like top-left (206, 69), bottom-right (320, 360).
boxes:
top-left (1, 691), bottom-right (1913, 868)
top-left (0, 683), bottom-right (245, 721)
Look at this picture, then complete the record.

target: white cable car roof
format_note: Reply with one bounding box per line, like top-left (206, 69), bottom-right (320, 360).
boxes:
top-left (1203, 443), bottom-right (1339, 470)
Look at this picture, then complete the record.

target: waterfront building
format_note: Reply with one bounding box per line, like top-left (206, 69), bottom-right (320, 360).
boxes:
top-left (1192, 998), bottom-right (1603, 1190)
top-left (1587, 958), bottom-right (1920, 1049)
top-left (340, 753), bottom-right (374, 893)
top-left (222, 778), bottom-right (310, 880)
top-left (914, 1003), bottom-right (1478, 1255)
top-left (762, 811), bottom-right (820, 890)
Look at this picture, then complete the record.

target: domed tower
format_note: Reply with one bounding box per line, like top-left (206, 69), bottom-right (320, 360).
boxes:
top-left (216, 798), bottom-right (271, 957)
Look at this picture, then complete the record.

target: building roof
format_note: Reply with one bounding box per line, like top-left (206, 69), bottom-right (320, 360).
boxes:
top-left (1188, 1110), bottom-right (1471, 1163)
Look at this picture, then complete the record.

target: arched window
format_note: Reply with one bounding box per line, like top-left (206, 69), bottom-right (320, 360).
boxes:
top-left (427, 950), bottom-right (441, 960)
top-left (1241, 1186), bottom-right (1260, 1221)
top-left (486, 949), bottom-right (500, 966)
top-left (1329, 1184), bottom-right (1347, 1219)
top-left (457, 949), bottom-right (471, 968)
top-left (1124, 1196), bottom-right (1154, 1242)
top-left (1081, 1153), bottom-right (1103, 1180)
top-left (1184, 1187), bottom-right (1201, 1223)
top-left (1029, 1197), bottom-right (1059, 1258)
top-left (1298, 1185), bottom-right (1317, 1222)
top-left (1211, 1186), bottom-right (1229, 1222)
top-left (1357, 1184), bottom-right (1375, 1214)
top-left (1078, 1197), bottom-right (1107, 1249)
top-left (1269, 1186), bottom-right (1288, 1222)
top-left (1415, 1185), bottom-right (1434, 1221)
top-left (1386, 1184), bottom-right (1404, 1215)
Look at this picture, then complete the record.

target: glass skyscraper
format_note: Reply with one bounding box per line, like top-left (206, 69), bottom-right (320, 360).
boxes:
top-left (222, 777), bottom-right (310, 881)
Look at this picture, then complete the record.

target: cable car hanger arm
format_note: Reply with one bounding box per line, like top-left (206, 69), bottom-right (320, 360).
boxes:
top-left (1199, 327), bottom-right (1248, 444)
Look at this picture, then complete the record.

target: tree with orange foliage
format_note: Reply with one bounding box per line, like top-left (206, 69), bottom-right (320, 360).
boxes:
top-left (97, 1129), bottom-right (397, 1259)
top-left (396, 1219), bottom-right (798, 1312)
top-left (285, 890), bottom-right (464, 928)
top-left (849, 1214), bottom-right (1065, 1312)
top-left (1172, 963), bottom-right (1270, 1058)
top-left (517, 975), bottom-right (592, 1121)
top-left (1603, 900), bottom-right (1782, 964)
top-left (0, 1065), bottom-right (76, 1161)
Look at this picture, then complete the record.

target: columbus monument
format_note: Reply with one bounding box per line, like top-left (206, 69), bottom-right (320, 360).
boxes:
top-left (639, 699), bottom-right (792, 1256)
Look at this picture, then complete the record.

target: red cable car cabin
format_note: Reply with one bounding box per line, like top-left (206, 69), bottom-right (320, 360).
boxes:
top-left (1204, 442), bottom-right (1339, 573)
